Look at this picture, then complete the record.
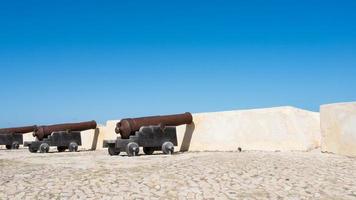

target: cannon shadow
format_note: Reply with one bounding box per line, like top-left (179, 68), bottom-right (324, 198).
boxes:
top-left (179, 122), bottom-right (195, 152)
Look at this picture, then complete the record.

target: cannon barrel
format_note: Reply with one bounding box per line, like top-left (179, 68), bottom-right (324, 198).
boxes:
top-left (0, 125), bottom-right (37, 135)
top-left (115, 112), bottom-right (193, 139)
top-left (33, 120), bottom-right (97, 140)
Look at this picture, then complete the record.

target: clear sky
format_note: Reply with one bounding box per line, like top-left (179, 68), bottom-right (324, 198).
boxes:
top-left (0, 0), bottom-right (355, 126)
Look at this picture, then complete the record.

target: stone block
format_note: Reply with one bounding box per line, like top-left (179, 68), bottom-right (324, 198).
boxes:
top-left (321, 102), bottom-right (356, 156)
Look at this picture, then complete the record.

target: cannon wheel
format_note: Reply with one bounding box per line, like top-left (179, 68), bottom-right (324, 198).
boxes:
top-left (143, 147), bottom-right (155, 155)
top-left (126, 142), bottom-right (139, 157)
top-left (68, 142), bottom-right (78, 152)
top-left (12, 141), bottom-right (20, 149)
top-left (5, 145), bottom-right (12, 149)
top-left (162, 141), bottom-right (174, 155)
top-left (57, 146), bottom-right (67, 152)
top-left (28, 145), bottom-right (38, 153)
top-left (39, 143), bottom-right (50, 153)
top-left (108, 146), bottom-right (120, 156)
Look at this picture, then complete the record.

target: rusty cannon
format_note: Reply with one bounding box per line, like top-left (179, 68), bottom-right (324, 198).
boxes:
top-left (0, 125), bottom-right (37, 149)
top-left (24, 120), bottom-right (97, 153)
top-left (115, 112), bottom-right (193, 139)
top-left (104, 112), bottom-right (193, 156)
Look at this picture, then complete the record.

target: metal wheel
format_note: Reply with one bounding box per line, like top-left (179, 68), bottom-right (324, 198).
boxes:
top-left (126, 142), bottom-right (139, 157)
top-left (5, 145), bottom-right (12, 149)
top-left (108, 146), bottom-right (120, 156)
top-left (68, 142), bottom-right (78, 152)
top-left (28, 145), bottom-right (38, 153)
top-left (143, 147), bottom-right (155, 155)
top-left (12, 141), bottom-right (20, 149)
top-left (162, 142), bottom-right (174, 155)
top-left (39, 143), bottom-right (50, 153)
top-left (57, 146), bottom-right (66, 152)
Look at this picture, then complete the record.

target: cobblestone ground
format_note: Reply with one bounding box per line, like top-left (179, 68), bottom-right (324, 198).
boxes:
top-left (0, 149), bottom-right (356, 200)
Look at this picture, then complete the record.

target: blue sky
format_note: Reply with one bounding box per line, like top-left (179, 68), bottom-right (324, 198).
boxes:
top-left (0, 0), bottom-right (355, 126)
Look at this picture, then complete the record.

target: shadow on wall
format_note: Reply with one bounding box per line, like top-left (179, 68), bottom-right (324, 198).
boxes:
top-left (180, 122), bottom-right (195, 152)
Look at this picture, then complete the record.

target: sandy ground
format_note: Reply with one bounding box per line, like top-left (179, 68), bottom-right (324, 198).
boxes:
top-left (0, 148), bottom-right (356, 200)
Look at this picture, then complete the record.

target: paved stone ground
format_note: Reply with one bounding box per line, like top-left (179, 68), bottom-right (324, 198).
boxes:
top-left (0, 148), bottom-right (356, 200)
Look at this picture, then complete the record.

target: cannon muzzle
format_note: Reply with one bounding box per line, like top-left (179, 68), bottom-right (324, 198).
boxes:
top-left (0, 125), bottom-right (37, 135)
top-left (115, 112), bottom-right (193, 139)
top-left (33, 120), bottom-right (97, 140)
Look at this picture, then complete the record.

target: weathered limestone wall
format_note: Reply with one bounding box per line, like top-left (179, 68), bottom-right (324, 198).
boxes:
top-left (79, 128), bottom-right (101, 150)
top-left (97, 120), bottom-right (120, 148)
top-left (321, 102), bottom-right (356, 157)
top-left (95, 106), bottom-right (321, 152)
top-left (23, 132), bottom-right (35, 143)
top-left (177, 107), bottom-right (320, 151)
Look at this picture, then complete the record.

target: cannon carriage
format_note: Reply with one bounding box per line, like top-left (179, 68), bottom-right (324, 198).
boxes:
top-left (0, 125), bottom-right (36, 150)
top-left (104, 112), bottom-right (192, 156)
top-left (24, 121), bottom-right (97, 153)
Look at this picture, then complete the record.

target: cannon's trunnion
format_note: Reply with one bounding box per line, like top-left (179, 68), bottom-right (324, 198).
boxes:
top-left (104, 125), bottom-right (178, 156)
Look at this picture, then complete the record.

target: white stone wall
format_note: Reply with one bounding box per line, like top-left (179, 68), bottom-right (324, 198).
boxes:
top-left (23, 132), bottom-right (35, 143)
top-left (8, 103), bottom-right (356, 156)
top-left (95, 106), bottom-right (321, 152)
top-left (177, 107), bottom-right (320, 151)
top-left (79, 128), bottom-right (101, 150)
top-left (321, 102), bottom-right (356, 156)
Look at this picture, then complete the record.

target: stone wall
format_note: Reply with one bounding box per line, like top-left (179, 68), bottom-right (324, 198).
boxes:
top-left (0, 106), bottom-right (321, 152)
top-left (177, 106), bottom-right (320, 151)
top-left (95, 106), bottom-right (321, 152)
top-left (321, 102), bottom-right (356, 156)
top-left (6, 103), bottom-right (356, 157)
